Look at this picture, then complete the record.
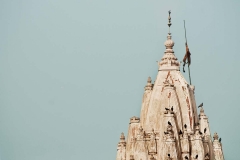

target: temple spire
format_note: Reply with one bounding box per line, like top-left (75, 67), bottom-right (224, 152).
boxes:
top-left (116, 11), bottom-right (225, 160)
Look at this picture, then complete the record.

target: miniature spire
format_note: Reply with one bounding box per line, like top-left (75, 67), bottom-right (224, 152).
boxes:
top-left (198, 103), bottom-right (205, 116)
top-left (116, 132), bottom-right (127, 160)
top-left (147, 76), bottom-right (151, 83)
top-left (213, 132), bottom-right (219, 141)
top-left (199, 106), bottom-right (206, 117)
top-left (120, 133), bottom-right (125, 141)
top-left (145, 76), bottom-right (153, 91)
top-left (213, 132), bottom-right (224, 160)
top-left (119, 132), bottom-right (126, 145)
top-left (200, 107), bottom-right (205, 115)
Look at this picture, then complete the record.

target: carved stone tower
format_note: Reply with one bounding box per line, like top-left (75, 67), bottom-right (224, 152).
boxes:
top-left (115, 12), bottom-right (224, 160)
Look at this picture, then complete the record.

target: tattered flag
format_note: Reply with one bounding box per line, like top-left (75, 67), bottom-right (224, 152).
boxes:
top-left (183, 43), bottom-right (191, 72)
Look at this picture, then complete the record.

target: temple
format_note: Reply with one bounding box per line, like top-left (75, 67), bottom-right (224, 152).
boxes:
top-left (116, 12), bottom-right (224, 160)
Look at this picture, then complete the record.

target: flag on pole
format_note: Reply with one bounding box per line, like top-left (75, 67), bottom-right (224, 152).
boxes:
top-left (183, 43), bottom-right (191, 72)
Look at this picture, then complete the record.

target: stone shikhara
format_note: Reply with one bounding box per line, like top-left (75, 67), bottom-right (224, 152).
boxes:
top-left (116, 13), bottom-right (224, 160)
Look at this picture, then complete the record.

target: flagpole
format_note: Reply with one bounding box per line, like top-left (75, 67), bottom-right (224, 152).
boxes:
top-left (188, 65), bottom-right (192, 85)
top-left (184, 20), bottom-right (187, 44)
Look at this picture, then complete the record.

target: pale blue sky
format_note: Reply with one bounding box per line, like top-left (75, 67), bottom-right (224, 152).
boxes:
top-left (0, 0), bottom-right (239, 159)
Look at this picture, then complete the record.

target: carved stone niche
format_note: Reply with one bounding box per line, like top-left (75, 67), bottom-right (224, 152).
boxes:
top-left (204, 153), bottom-right (210, 160)
top-left (130, 116), bottom-right (140, 124)
top-left (164, 108), bottom-right (174, 115)
top-left (149, 155), bottom-right (156, 160)
top-left (130, 155), bottom-right (134, 160)
top-left (165, 154), bottom-right (173, 160)
top-left (163, 80), bottom-right (175, 88)
top-left (136, 126), bottom-right (145, 141)
top-left (148, 129), bottom-right (157, 155)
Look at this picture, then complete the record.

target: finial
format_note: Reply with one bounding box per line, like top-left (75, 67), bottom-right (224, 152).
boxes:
top-left (168, 10), bottom-right (172, 34)
top-left (213, 132), bottom-right (219, 141)
top-left (145, 77), bottom-right (153, 91)
top-left (118, 132), bottom-right (126, 146)
top-left (198, 103), bottom-right (205, 116)
top-left (200, 107), bottom-right (204, 113)
top-left (120, 132), bottom-right (125, 140)
top-left (199, 106), bottom-right (206, 117)
top-left (130, 155), bottom-right (134, 160)
top-left (147, 76), bottom-right (152, 83)
top-left (150, 155), bottom-right (155, 160)
top-left (159, 10), bottom-right (180, 71)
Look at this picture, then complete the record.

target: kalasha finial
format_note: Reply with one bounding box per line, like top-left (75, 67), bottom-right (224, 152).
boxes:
top-left (120, 132), bottom-right (125, 140)
top-left (147, 76), bottom-right (152, 83)
top-left (168, 10), bottom-right (172, 33)
top-left (213, 132), bottom-right (219, 141)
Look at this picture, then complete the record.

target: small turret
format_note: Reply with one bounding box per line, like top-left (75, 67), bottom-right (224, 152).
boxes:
top-left (140, 77), bottom-right (153, 127)
top-left (120, 133), bottom-right (126, 143)
top-left (116, 133), bottom-right (126, 160)
top-left (213, 133), bottom-right (224, 160)
top-left (145, 77), bottom-right (153, 91)
top-left (190, 124), bottom-right (204, 160)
